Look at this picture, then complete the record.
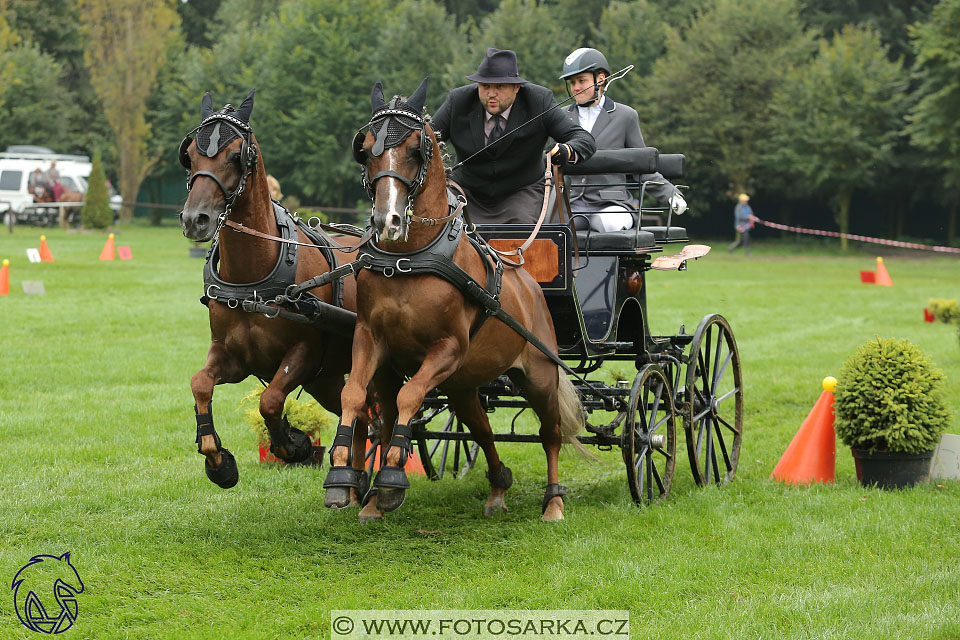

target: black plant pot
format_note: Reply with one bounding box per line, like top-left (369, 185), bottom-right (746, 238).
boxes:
top-left (850, 448), bottom-right (934, 489)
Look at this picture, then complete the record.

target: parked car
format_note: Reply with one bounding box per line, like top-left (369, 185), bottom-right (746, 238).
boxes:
top-left (0, 148), bottom-right (122, 226)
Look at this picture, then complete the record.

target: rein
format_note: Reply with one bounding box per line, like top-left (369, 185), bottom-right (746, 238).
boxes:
top-left (223, 218), bottom-right (375, 253)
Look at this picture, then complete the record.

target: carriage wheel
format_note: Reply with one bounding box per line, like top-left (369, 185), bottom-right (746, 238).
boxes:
top-left (682, 314), bottom-right (743, 486)
top-left (415, 407), bottom-right (480, 480)
top-left (622, 364), bottom-right (676, 505)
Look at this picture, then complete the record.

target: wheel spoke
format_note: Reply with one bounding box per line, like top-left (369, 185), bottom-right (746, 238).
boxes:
top-left (651, 460), bottom-right (665, 494)
top-left (716, 413), bottom-right (741, 435)
top-left (634, 445), bottom-right (648, 475)
top-left (715, 386), bottom-right (739, 406)
top-left (704, 416), bottom-right (714, 482)
top-left (710, 434), bottom-right (722, 481)
top-left (713, 350), bottom-right (734, 394)
top-left (651, 412), bottom-right (670, 433)
top-left (713, 420), bottom-right (733, 472)
top-left (711, 327), bottom-right (723, 392)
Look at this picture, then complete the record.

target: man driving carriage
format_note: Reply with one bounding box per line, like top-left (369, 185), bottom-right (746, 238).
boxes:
top-left (560, 47), bottom-right (687, 232)
top-left (431, 48), bottom-right (596, 224)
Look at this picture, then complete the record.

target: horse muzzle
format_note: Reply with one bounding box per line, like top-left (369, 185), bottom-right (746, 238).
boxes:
top-left (373, 208), bottom-right (406, 243)
top-left (180, 207), bottom-right (216, 242)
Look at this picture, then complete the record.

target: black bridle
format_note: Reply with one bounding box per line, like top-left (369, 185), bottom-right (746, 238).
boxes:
top-left (179, 111), bottom-right (258, 225)
top-left (352, 104), bottom-right (434, 225)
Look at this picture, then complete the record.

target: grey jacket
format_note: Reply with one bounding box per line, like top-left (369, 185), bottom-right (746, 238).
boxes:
top-left (564, 97), bottom-right (675, 211)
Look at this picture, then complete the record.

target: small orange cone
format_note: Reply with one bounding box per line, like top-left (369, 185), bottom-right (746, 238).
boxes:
top-left (39, 235), bottom-right (54, 263)
top-left (99, 233), bottom-right (115, 261)
top-left (771, 377), bottom-right (837, 485)
top-left (0, 259), bottom-right (9, 296)
top-left (874, 256), bottom-right (893, 287)
top-left (367, 438), bottom-right (426, 475)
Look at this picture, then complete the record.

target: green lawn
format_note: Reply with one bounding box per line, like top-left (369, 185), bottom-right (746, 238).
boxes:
top-left (1, 225), bottom-right (958, 639)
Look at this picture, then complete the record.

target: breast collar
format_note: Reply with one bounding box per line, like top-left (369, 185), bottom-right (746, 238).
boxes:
top-left (202, 201), bottom-right (343, 310)
top-left (359, 189), bottom-right (503, 338)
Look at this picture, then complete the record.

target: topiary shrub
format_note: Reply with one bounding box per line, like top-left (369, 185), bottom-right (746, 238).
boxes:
top-left (834, 337), bottom-right (950, 454)
top-left (927, 298), bottom-right (959, 324)
top-left (240, 386), bottom-right (336, 445)
top-left (81, 148), bottom-right (113, 229)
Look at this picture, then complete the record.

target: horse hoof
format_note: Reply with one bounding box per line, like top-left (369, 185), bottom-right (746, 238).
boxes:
top-left (324, 486), bottom-right (353, 509)
top-left (205, 449), bottom-right (239, 489)
top-left (358, 502), bottom-right (383, 524)
top-left (377, 487), bottom-right (406, 513)
top-left (483, 494), bottom-right (508, 517)
top-left (541, 497), bottom-right (565, 522)
top-left (272, 427), bottom-right (313, 463)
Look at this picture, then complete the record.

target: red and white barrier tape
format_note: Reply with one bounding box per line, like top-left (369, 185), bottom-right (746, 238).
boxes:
top-left (751, 216), bottom-right (960, 254)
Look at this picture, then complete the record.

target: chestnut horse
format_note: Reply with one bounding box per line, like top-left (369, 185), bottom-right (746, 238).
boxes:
top-left (179, 89), bottom-right (369, 504)
top-left (327, 79), bottom-right (585, 522)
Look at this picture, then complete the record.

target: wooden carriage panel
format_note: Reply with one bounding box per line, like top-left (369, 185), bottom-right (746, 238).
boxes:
top-left (474, 224), bottom-right (571, 293)
top-left (487, 238), bottom-right (559, 283)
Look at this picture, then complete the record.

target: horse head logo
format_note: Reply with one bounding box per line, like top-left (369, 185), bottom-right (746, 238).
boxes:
top-left (11, 552), bottom-right (84, 634)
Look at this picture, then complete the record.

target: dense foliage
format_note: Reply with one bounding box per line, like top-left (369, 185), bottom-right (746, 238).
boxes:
top-left (80, 148), bottom-right (113, 229)
top-left (2, 0), bottom-right (959, 243)
top-left (834, 338), bottom-right (950, 454)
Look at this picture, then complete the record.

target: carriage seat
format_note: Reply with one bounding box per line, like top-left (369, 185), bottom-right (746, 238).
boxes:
top-left (641, 226), bottom-right (688, 243)
top-left (575, 228), bottom-right (656, 251)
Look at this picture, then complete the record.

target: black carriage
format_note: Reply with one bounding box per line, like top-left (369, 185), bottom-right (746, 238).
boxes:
top-left (363, 148), bottom-right (744, 505)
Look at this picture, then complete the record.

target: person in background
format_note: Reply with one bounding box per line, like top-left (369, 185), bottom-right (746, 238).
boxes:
top-left (431, 47), bottom-right (596, 224)
top-left (728, 193), bottom-right (754, 255)
top-left (28, 168), bottom-right (48, 200)
top-left (560, 47), bottom-right (686, 232)
top-left (45, 160), bottom-right (63, 202)
top-left (266, 175), bottom-right (282, 202)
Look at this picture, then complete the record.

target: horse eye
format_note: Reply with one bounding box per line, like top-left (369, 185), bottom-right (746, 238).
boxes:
top-left (228, 151), bottom-right (241, 165)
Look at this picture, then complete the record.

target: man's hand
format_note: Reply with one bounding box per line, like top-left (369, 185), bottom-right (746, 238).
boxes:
top-left (549, 143), bottom-right (574, 166)
top-left (669, 193), bottom-right (687, 215)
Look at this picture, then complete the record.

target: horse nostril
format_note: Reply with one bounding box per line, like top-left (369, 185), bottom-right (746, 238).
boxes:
top-left (195, 213), bottom-right (210, 229)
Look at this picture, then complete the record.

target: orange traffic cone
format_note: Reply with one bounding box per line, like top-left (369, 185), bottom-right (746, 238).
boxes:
top-left (39, 235), bottom-right (54, 263)
top-left (99, 233), bottom-right (115, 261)
top-left (874, 257), bottom-right (893, 287)
top-left (0, 259), bottom-right (9, 296)
top-left (367, 438), bottom-right (426, 476)
top-left (771, 377), bottom-right (837, 485)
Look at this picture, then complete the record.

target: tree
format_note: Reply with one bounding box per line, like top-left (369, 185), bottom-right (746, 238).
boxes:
top-left (766, 26), bottom-right (911, 249)
top-left (593, 0), bottom-right (669, 108)
top-left (642, 0), bottom-right (816, 208)
top-left (906, 0), bottom-right (960, 245)
top-left (461, 0), bottom-right (578, 92)
top-left (78, 0), bottom-right (180, 223)
top-left (81, 148), bottom-right (112, 229)
top-left (0, 3), bottom-right (73, 151)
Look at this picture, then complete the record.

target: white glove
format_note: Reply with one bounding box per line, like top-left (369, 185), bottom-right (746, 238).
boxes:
top-left (669, 193), bottom-right (687, 215)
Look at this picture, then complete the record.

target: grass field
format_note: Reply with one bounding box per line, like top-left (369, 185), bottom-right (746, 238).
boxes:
top-left (1, 224), bottom-right (959, 639)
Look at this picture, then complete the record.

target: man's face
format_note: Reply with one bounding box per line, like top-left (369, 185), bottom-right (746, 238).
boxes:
top-left (477, 83), bottom-right (521, 116)
top-left (569, 71), bottom-right (605, 106)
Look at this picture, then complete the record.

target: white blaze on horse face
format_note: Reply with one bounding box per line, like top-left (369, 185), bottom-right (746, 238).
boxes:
top-left (379, 150), bottom-right (406, 241)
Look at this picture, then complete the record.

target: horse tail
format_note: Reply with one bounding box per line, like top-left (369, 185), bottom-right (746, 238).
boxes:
top-left (558, 371), bottom-right (595, 460)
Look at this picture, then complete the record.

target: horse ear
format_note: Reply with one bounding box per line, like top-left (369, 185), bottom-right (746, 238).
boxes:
top-left (59, 552), bottom-right (71, 562)
top-left (371, 80), bottom-right (386, 113)
top-left (407, 77), bottom-right (429, 114)
top-left (236, 88), bottom-right (255, 123)
top-left (201, 92), bottom-right (214, 119)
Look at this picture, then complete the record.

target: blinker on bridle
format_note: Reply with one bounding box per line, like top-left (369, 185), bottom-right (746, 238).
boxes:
top-left (180, 110), bottom-right (258, 227)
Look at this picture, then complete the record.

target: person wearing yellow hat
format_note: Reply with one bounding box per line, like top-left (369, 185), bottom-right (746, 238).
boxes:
top-left (728, 192), bottom-right (754, 254)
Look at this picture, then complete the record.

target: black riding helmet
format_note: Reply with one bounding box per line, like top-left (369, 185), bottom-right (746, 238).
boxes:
top-left (559, 48), bottom-right (611, 106)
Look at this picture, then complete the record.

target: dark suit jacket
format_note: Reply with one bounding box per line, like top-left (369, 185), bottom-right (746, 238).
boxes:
top-left (432, 83), bottom-right (595, 202)
top-left (564, 97), bottom-right (675, 210)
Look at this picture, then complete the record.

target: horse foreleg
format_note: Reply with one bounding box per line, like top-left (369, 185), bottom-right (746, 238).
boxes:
top-left (449, 389), bottom-right (511, 517)
top-left (305, 376), bottom-right (368, 508)
top-left (375, 338), bottom-right (463, 514)
top-left (191, 341), bottom-right (246, 488)
top-left (325, 324), bottom-right (384, 509)
top-left (259, 343), bottom-right (317, 463)
top-left (358, 369), bottom-right (402, 523)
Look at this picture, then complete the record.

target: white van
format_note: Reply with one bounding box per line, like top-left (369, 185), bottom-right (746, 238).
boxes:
top-left (0, 147), bottom-right (122, 226)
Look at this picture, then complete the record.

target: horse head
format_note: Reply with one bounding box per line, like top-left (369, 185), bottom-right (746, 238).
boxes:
top-left (179, 88), bottom-right (259, 241)
top-left (12, 552), bottom-right (84, 633)
top-left (353, 78), bottom-right (437, 242)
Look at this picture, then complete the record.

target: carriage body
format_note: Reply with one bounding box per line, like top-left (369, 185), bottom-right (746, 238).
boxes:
top-left (402, 150), bottom-right (744, 504)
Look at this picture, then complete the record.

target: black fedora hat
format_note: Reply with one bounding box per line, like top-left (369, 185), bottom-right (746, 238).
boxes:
top-left (466, 48), bottom-right (527, 84)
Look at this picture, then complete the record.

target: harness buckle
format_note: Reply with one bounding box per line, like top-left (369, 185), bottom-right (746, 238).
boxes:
top-left (206, 284), bottom-right (222, 300)
top-left (396, 258), bottom-right (412, 273)
top-left (383, 266), bottom-right (395, 278)
top-left (227, 298), bottom-right (239, 309)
